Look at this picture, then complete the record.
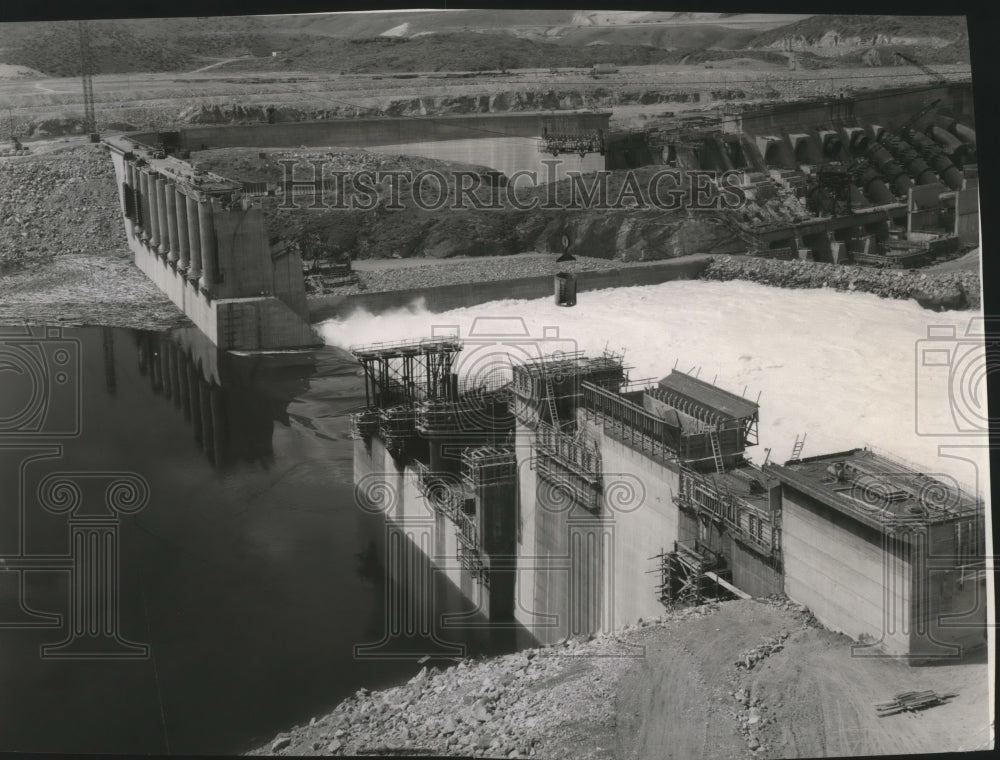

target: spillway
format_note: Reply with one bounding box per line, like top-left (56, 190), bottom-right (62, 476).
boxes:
top-left (322, 279), bottom-right (990, 488)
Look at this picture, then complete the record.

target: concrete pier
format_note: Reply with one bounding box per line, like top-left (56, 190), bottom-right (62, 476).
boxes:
top-left (185, 194), bottom-right (202, 282)
top-left (351, 338), bottom-right (986, 655)
top-left (165, 183), bottom-right (179, 266)
top-left (197, 200), bottom-right (217, 295)
top-left (155, 177), bottom-right (169, 257)
top-left (145, 171), bottom-right (160, 249)
top-left (175, 187), bottom-right (190, 272)
top-left (125, 161), bottom-right (140, 236)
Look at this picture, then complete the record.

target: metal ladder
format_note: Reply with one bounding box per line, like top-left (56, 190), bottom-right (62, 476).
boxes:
top-left (544, 376), bottom-right (560, 431)
top-left (709, 425), bottom-right (725, 474)
top-left (790, 433), bottom-right (807, 461)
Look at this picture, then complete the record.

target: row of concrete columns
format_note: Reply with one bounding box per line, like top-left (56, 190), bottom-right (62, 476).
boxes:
top-left (137, 336), bottom-right (228, 466)
top-left (124, 159), bottom-right (219, 295)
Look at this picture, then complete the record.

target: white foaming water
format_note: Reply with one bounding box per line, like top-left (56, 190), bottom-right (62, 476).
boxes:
top-left (321, 280), bottom-right (990, 495)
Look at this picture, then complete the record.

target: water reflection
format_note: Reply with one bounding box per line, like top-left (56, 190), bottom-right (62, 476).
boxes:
top-left (0, 324), bottom-right (528, 755)
top-left (131, 328), bottom-right (313, 469)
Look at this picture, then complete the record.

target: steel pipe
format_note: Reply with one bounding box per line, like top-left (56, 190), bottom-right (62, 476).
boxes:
top-left (865, 144), bottom-right (912, 195)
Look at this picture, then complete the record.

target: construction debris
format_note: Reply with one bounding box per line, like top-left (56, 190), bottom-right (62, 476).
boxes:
top-left (735, 630), bottom-right (790, 670)
top-left (875, 690), bottom-right (957, 717)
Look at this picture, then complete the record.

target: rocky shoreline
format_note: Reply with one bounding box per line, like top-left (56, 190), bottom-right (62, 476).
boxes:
top-left (248, 594), bottom-right (985, 759)
top-left (701, 254), bottom-right (981, 311)
top-left (251, 604), bottom-right (727, 759)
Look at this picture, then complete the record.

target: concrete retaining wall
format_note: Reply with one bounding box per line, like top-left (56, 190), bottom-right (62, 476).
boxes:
top-left (911, 521), bottom-right (988, 658)
top-left (355, 435), bottom-right (515, 626)
top-left (591, 422), bottom-right (683, 628)
top-left (739, 83), bottom-right (975, 136)
top-left (781, 486), bottom-right (912, 656)
top-left (309, 256), bottom-right (712, 322)
top-left (177, 112), bottom-right (612, 151)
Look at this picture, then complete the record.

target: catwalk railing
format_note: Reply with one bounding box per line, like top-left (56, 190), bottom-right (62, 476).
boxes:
top-left (581, 381), bottom-right (681, 463)
top-left (675, 465), bottom-right (779, 558)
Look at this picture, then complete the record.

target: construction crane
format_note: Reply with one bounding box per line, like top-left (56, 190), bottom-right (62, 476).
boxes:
top-left (899, 97), bottom-right (942, 131)
top-left (77, 20), bottom-right (98, 142)
top-left (893, 52), bottom-right (948, 87)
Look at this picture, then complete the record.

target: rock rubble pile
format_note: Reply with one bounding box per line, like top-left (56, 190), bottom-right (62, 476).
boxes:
top-left (254, 605), bottom-right (722, 758)
top-left (701, 255), bottom-right (980, 311)
top-left (0, 145), bottom-right (126, 269)
top-left (736, 630), bottom-right (790, 671)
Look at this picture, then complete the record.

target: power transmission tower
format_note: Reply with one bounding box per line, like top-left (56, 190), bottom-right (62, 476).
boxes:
top-left (77, 20), bottom-right (98, 140)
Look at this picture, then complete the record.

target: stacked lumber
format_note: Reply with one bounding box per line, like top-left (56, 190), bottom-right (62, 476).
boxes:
top-left (874, 690), bottom-right (956, 717)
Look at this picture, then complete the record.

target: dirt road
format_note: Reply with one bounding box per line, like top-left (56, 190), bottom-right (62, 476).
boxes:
top-left (615, 600), bottom-right (990, 760)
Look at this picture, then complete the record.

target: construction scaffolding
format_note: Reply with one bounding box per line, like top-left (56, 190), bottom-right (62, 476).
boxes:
top-left (413, 460), bottom-right (465, 520)
top-left (652, 371), bottom-right (759, 446)
top-left (539, 129), bottom-right (605, 158)
top-left (581, 381), bottom-right (682, 463)
top-left (655, 539), bottom-right (732, 607)
top-left (350, 408), bottom-right (381, 440)
top-left (461, 446), bottom-right (518, 489)
top-left (510, 351), bottom-right (626, 430)
top-left (675, 464), bottom-right (780, 559)
top-left (414, 399), bottom-right (463, 436)
top-left (378, 404), bottom-right (418, 459)
top-left (455, 507), bottom-right (487, 581)
top-left (415, 388), bottom-right (513, 442)
top-left (533, 422), bottom-right (603, 512)
top-left (351, 336), bottom-right (462, 409)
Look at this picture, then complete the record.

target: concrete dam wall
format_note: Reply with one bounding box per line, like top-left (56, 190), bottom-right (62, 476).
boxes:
top-left (308, 256), bottom-right (712, 322)
top-left (142, 111), bottom-right (613, 152)
top-left (737, 82), bottom-right (976, 136)
top-left (104, 135), bottom-right (319, 351)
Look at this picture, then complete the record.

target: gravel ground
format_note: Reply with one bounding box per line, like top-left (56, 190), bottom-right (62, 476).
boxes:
top-left (0, 251), bottom-right (189, 330)
top-left (0, 144), bottom-right (124, 266)
top-left (251, 597), bottom-right (989, 759)
top-left (0, 145), bottom-right (188, 329)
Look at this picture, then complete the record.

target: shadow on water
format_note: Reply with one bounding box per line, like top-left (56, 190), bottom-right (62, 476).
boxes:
top-left (0, 324), bottom-right (534, 754)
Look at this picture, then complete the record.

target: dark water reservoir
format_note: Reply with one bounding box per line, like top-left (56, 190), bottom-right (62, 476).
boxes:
top-left (0, 325), bottom-right (523, 754)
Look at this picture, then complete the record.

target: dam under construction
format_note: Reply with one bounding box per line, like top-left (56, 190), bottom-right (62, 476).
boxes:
top-left (3, 9), bottom-right (994, 756)
top-left (94, 83), bottom-right (987, 660)
top-left (349, 329), bottom-right (987, 659)
top-left (91, 77), bottom-right (988, 660)
top-left (102, 79), bottom-right (980, 351)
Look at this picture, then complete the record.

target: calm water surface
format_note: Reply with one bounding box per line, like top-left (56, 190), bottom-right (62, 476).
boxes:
top-left (0, 325), bottom-right (523, 754)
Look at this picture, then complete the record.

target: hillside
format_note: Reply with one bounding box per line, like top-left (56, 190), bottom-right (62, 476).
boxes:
top-left (748, 14), bottom-right (968, 49)
top-left (239, 34), bottom-right (685, 74)
top-left (552, 24), bottom-right (762, 51)
top-left (0, 12), bottom-right (971, 77)
top-left (0, 21), bottom-right (190, 76)
top-left (0, 17), bottom-right (314, 76)
top-left (278, 11), bottom-right (795, 40)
